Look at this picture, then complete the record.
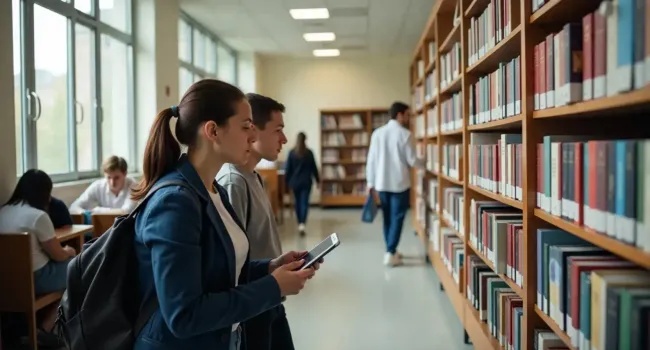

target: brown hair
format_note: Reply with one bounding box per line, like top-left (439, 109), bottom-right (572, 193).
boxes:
top-left (131, 79), bottom-right (246, 201)
top-left (102, 156), bottom-right (128, 173)
top-left (294, 132), bottom-right (307, 157)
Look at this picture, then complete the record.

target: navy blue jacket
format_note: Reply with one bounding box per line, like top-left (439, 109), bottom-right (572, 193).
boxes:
top-left (284, 149), bottom-right (320, 191)
top-left (134, 156), bottom-right (282, 349)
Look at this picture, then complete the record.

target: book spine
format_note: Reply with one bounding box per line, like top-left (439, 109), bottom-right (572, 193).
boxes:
top-left (583, 14), bottom-right (594, 101)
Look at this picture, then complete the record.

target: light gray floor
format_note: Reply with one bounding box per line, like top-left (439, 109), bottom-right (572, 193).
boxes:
top-left (279, 208), bottom-right (475, 350)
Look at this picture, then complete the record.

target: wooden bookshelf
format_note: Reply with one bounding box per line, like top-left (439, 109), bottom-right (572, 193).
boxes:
top-left (409, 0), bottom-right (650, 349)
top-left (319, 108), bottom-right (389, 207)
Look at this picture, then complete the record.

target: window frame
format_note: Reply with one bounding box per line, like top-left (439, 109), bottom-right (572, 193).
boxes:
top-left (14, 0), bottom-right (136, 183)
top-left (178, 12), bottom-right (238, 98)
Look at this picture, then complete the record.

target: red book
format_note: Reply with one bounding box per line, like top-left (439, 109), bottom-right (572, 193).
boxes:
top-left (593, 8), bottom-right (607, 98)
top-left (540, 41), bottom-right (547, 109)
top-left (574, 142), bottom-right (584, 225)
top-left (583, 14), bottom-right (594, 100)
top-left (535, 44), bottom-right (540, 109)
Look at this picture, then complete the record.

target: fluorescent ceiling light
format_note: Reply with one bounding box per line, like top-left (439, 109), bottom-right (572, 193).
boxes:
top-left (303, 32), bottom-right (336, 42)
top-left (313, 49), bottom-right (340, 57)
top-left (290, 8), bottom-right (330, 20)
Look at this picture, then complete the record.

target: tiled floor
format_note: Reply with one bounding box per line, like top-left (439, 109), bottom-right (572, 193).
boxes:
top-left (279, 208), bottom-right (475, 350)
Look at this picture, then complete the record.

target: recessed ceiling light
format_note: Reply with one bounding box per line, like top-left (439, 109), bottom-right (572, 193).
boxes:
top-left (290, 8), bottom-right (330, 20)
top-left (303, 32), bottom-right (336, 42)
top-left (313, 49), bottom-right (340, 57)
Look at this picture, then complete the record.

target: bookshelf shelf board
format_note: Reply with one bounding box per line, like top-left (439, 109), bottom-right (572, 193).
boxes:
top-left (427, 170), bottom-right (439, 177)
top-left (320, 195), bottom-right (365, 207)
top-left (467, 243), bottom-right (524, 298)
top-left (426, 96), bottom-right (438, 107)
top-left (534, 307), bottom-right (576, 350)
top-left (467, 115), bottom-right (523, 131)
top-left (440, 24), bottom-right (461, 53)
top-left (464, 299), bottom-right (504, 350)
top-left (534, 209), bottom-right (650, 269)
top-left (430, 249), bottom-right (465, 315)
top-left (440, 128), bottom-right (463, 136)
top-left (440, 216), bottom-right (464, 240)
top-left (440, 76), bottom-right (463, 95)
top-left (416, 76), bottom-right (425, 87)
top-left (532, 87), bottom-right (650, 119)
top-left (426, 60), bottom-right (436, 74)
top-left (468, 185), bottom-right (524, 209)
top-left (464, 0), bottom-right (491, 18)
top-left (441, 174), bottom-right (464, 186)
top-left (529, 0), bottom-right (599, 25)
top-left (466, 26), bottom-right (522, 76)
top-left (427, 133), bottom-right (439, 139)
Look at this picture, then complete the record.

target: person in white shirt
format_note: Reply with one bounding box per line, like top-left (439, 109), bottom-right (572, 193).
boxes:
top-left (366, 102), bottom-right (425, 267)
top-left (0, 169), bottom-right (76, 347)
top-left (70, 156), bottom-right (137, 213)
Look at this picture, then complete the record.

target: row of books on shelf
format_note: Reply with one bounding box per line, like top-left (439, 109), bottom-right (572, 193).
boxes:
top-left (322, 132), bottom-right (368, 147)
top-left (426, 144), bottom-right (439, 174)
top-left (468, 133), bottom-right (523, 202)
top-left (321, 114), bottom-right (366, 130)
top-left (429, 179), bottom-right (439, 213)
top-left (414, 85), bottom-right (424, 111)
top-left (536, 228), bottom-right (650, 350)
top-left (321, 183), bottom-right (367, 196)
top-left (321, 149), bottom-right (368, 163)
top-left (426, 106), bottom-right (437, 136)
top-left (469, 56), bottom-right (522, 126)
top-left (469, 199), bottom-right (524, 288)
top-left (442, 186), bottom-right (465, 235)
top-left (441, 230), bottom-right (464, 284)
top-left (440, 42), bottom-right (461, 89)
top-left (372, 112), bottom-right (390, 129)
top-left (534, 2), bottom-right (650, 112)
top-left (425, 70), bottom-right (438, 103)
top-left (413, 107), bottom-right (440, 138)
top-left (536, 137), bottom-right (650, 253)
top-left (413, 113), bottom-right (425, 138)
top-left (322, 165), bottom-right (366, 180)
top-left (467, 0), bottom-right (515, 67)
top-left (415, 196), bottom-right (427, 229)
top-left (442, 143), bottom-right (462, 180)
top-left (441, 92), bottom-right (463, 132)
top-left (415, 42), bottom-right (437, 81)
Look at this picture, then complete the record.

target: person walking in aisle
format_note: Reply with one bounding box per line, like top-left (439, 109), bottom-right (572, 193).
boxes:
top-left (366, 102), bottom-right (425, 267)
top-left (131, 80), bottom-right (317, 350)
top-left (217, 93), bottom-right (298, 350)
top-left (284, 132), bottom-right (320, 236)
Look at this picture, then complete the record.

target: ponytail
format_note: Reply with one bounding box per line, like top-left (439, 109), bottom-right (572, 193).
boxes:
top-left (131, 108), bottom-right (181, 201)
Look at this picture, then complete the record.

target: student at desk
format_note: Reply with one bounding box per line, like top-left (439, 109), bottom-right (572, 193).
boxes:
top-left (70, 156), bottom-right (137, 213)
top-left (0, 170), bottom-right (76, 346)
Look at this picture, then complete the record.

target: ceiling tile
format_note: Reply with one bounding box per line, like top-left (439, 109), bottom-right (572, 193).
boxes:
top-left (283, 0), bottom-right (328, 9)
top-left (326, 0), bottom-right (369, 8)
top-left (328, 17), bottom-right (367, 36)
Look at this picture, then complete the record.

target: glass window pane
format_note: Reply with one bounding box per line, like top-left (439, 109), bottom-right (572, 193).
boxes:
top-left (205, 38), bottom-right (216, 74)
top-left (99, 0), bottom-right (130, 33)
top-left (194, 74), bottom-right (204, 83)
top-left (75, 0), bottom-right (93, 14)
top-left (217, 44), bottom-right (236, 84)
top-left (13, 0), bottom-right (22, 174)
top-left (100, 34), bottom-right (132, 165)
top-left (34, 5), bottom-right (71, 175)
top-left (178, 19), bottom-right (191, 63)
top-left (179, 68), bottom-right (193, 101)
top-left (193, 29), bottom-right (205, 69)
top-left (75, 24), bottom-right (96, 172)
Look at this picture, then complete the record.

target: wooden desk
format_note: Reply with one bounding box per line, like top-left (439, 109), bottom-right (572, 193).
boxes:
top-left (55, 225), bottom-right (93, 253)
top-left (92, 210), bottom-right (126, 239)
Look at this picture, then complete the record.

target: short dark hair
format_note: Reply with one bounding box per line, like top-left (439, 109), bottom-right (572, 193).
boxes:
top-left (389, 102), bottom-right (410, 119)
top-left (246, 93), bottom-right (285, 130)
top-left (5, 169), bottom-right (53, 211)
top-left (102, 155), bottom-right (128, 173)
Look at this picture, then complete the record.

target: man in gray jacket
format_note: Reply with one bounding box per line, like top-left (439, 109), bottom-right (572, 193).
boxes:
top-left (217, 93), bottom-right (292, 350)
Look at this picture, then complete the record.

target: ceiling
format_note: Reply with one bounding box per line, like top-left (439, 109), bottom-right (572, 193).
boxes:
top-left (181, 0), bottom-right (435, 57)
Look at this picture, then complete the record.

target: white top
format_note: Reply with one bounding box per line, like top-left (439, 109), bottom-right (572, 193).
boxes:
top-left (70, 177), bottom-right (137, 213)
top-left (208, 191), bottom-right (249, 332)
top-left (0, 204), bottom-right (56, 271)
top-left (366, 120), bottom-right (425, 192)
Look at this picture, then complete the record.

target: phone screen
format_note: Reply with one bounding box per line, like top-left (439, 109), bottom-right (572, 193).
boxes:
top-left (299, 234), bottom-right (337, 269)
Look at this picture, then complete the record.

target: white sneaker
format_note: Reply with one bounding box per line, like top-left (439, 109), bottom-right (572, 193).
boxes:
top-left (384, 253), bottom-right (402, 267)
top-left (298, 224), bottom-right (306, 236)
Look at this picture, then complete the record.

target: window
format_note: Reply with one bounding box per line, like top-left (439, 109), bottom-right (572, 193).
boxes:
top-left (13, 0), bottom-right (135, 181)
top-left (178, 13), bottom-right (237, 98)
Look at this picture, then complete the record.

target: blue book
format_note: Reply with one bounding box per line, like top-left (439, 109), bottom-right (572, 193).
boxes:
top-left (361, 194), bottom-right (378, 223)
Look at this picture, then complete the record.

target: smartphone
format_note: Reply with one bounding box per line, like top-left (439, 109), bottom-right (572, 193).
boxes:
top-left (298, 233), bottom-right (340, 270)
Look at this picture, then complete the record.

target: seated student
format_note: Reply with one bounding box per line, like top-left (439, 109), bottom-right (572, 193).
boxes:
top-left (48, 196), bottom-right (73, 229)
top-left (70, 156), bottom-right (137, 213)
top-left (0, 169), bottom-right (76, 346)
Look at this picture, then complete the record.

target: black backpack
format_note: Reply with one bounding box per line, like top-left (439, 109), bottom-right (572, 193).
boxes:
top-left (56, 180), bottom-right (193, 350)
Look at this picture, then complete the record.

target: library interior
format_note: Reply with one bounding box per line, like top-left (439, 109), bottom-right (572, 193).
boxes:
top-left (1, 0), bottom-right (650, 349)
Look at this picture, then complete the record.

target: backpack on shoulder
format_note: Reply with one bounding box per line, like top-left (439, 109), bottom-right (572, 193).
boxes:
top-left (56, 180), bottom-right (193, 350)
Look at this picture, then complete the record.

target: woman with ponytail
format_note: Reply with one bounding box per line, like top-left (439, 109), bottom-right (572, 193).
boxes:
top-left (132, 80), bottom-right (317, 350)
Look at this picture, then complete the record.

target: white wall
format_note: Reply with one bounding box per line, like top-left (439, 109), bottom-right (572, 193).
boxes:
top-left (257, 54), bottom-right (411, 202)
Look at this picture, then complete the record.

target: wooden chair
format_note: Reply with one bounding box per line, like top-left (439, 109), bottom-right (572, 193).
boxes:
top-left (91, 211), bottom-right (124, 239)
top-left (70, 213), bottom-right (84, 225)
top-left (0, 233), bottom-right (64, 350)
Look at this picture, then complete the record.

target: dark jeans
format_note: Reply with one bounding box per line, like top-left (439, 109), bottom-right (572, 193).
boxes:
top-left (292, 187), bottom-right (311, 225)
top-left (378, 189), bottom-right (410, 254)
top-left (244, 305), bottom-right (294, 350)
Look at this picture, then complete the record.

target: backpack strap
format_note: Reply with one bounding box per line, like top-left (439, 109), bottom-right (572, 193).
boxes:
top-left (132, 179), bottom-right (196, 336)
